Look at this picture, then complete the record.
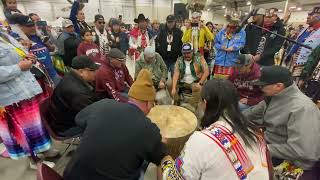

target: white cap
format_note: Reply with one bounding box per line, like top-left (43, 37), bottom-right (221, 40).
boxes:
top-left (144, 46), bottom-right (155, 58)
top-left (192, 11), bottom-right (202, 18)
top-left (62, 19), bottom-right (73, 28)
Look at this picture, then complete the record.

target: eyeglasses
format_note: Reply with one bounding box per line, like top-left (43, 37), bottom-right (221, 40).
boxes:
top-left (98, 21), bottom-right (105, 25)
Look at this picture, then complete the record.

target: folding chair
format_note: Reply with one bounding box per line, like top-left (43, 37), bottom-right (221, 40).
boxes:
top-left (39, 98), bottom-right (80, 155)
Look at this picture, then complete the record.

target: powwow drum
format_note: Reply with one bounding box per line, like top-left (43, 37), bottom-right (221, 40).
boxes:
top-left (147, 105), bottom-right (197, 159)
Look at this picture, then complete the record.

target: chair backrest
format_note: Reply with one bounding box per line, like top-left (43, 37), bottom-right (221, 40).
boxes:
top-left (39, 98), bottom-right (67, 141)
top-left (36, 163), bottom-right (63, 180)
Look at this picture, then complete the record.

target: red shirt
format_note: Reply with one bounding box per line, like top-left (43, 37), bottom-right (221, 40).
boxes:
top-left (95, 60), bottom-right (133, 102)
top-left (77, 42), bottom-right (103, 63)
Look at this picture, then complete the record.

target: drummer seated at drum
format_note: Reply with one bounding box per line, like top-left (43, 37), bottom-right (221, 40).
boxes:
top-left (171, 43), bottom-right (209, 109)
top-left (135, 46), bottom-right (168, 90)
top-left (95, 48), bottom-right (133, 102)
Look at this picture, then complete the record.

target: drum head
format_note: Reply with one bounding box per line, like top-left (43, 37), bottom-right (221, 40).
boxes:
top-left (147, 105), bottom-right (197, 138)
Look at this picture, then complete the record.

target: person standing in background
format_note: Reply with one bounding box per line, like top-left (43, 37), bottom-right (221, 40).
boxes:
top-left (0, 31), bottom-right (56, 169)
top-left (214, 19), bottom-right (246, 79)
top-left (69, 0), bottom-right (91, 35)
top-left (157, 15), bottom-right (183, 75)
top-left (77, 29), bottom-right (103, 63)
top-left (285, 7), bottom-right (320, 82)
top-left (182, 12), bottom-right (214, 55)
top-left (10, 14), bottom-right (60, 86)
top-left (56, 19), bottom-right (80, 66)
top-left (152, 19), bottom-right (161, 36)
top-left (2, 0), bottom-right (23, 24)
top-left (129, 14), bottom-right (157, 61)
top-left (299, 45), bottom-right (320, 109)
top-left (107, 19), bottom-right (129, 54)
top-left (243, 8), bottom-right (285, 67)
top-left (204, 21), bottom-right (216, 76)
top-left (92, 14), bottom-right (111, 56)
top-left (180, 19), bottom-right (191, 34)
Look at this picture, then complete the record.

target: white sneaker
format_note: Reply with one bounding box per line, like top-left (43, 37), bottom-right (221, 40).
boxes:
top-left (29, 160), bottom-right (55, 170)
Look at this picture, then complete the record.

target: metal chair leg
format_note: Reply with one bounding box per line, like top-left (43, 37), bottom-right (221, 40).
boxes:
top-left (62, 138), bottom-right (76, 155)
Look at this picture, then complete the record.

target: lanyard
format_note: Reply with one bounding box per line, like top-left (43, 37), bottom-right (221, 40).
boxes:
top-left (167, 34), bottom-right (173, 44)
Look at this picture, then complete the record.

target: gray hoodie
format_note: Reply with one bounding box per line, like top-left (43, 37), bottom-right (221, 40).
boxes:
top-left (243, 84), bottom-right (320, 170)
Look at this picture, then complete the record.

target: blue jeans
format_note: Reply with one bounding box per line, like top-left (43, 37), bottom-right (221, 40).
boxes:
top-left (239, 102), bottom-right (250, 111)
top-left (165, 61), bottom-right (175, 75)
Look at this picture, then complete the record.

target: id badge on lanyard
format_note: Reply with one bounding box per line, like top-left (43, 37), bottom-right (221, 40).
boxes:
top-left (167, 34), bottom-right (173, 52)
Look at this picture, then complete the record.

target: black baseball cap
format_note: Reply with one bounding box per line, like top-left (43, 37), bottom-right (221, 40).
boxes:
top-left (11, 14), bottom-right (35, 26)
top-left (181, 43), bottom-right (193, 53)
top-left (71, 56), bottom-right (100, 70)
top-left (235, 54), bottom-right (254, 66)
top-left (253, 66), bottom-right (293, 86)
top-left (94, 14), bottom-right (104, 22)
top-left (166, 15), bottom-right (176, 22)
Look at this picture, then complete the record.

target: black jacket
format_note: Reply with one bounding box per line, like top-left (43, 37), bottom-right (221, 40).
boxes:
top-left (242, 20), bottom-right (285, 66)
top-left (64, 34), bottom-right (82, 66)
top-left (63, 99), bottom-right (167, 180)
top-left (156, 25), bottom-right (183, 64)
top-left (48, 71), bottom-right (99, 134)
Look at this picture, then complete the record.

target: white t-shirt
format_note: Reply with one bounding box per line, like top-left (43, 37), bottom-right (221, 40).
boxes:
top-left (182, 60), bottom-right (196, 84)
top-left (176, 120), bottom-right (269, 180)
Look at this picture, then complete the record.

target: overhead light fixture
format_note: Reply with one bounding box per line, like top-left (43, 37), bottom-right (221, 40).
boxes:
top-left (245, 12), bottom-right (249, 15)
top-left (297, 7), bottom-right (302, 11)
top-left (222, 5), bottom-right (226, 9)
top-left (207, 8), bottom-right (210, 11)
top-left (289, 6), bottom-right (296, 9)
top-left (246, 1), bottom-right (251, 5)
top-left (278, 9), bottom-right (283, 12)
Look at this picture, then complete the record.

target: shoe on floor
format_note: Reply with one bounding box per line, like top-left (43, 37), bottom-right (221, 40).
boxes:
top-left (41, 149), bottom-right (61, 158)
top-left (29, 160), bottom-right (55, 170)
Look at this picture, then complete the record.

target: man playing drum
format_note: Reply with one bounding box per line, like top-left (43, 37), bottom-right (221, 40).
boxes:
top-left (171, 43), bottom-right (209, 110)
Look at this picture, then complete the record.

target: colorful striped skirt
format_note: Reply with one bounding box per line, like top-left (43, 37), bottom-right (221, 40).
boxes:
top-left (213, 65), bottom-right (234, 79)
top-left (0, 93), bottom-right (51, 159)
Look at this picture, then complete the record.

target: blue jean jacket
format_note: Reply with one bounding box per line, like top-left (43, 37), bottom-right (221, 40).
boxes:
top-left (214, 28), bottom-right (246, 67)
top-left (0, 40), bottom-right (42, 106)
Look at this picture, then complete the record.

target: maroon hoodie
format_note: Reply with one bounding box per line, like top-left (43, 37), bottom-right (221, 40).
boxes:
top-left (228, 63), bottom-right (264, 106)
top-left (77, 42), bottom-right (103, 63)
top-left (95, 60), bottom-right (133, 102)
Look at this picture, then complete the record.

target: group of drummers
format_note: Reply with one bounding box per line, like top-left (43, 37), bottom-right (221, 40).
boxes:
top-left (1, 0), bottom-right (320, 179)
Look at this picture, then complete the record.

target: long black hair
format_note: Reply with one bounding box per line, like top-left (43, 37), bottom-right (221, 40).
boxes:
top-left (200, 79), bottom-right (258, 147)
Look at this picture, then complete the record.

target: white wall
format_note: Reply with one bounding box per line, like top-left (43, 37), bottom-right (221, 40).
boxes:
top-left (0, 0), bottom-right (309, 25)
top-left (0, 0), bottom-right (180, 23)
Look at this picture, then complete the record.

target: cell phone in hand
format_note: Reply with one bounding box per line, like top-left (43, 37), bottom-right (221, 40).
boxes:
top-left (191, 23), bottom-right (199, 27)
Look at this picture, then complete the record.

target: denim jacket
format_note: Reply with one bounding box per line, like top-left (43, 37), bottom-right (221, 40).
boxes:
top-left (0, 40), bottom-right (42, 106)
top-left (214, 28), bottom-right (246, 67)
